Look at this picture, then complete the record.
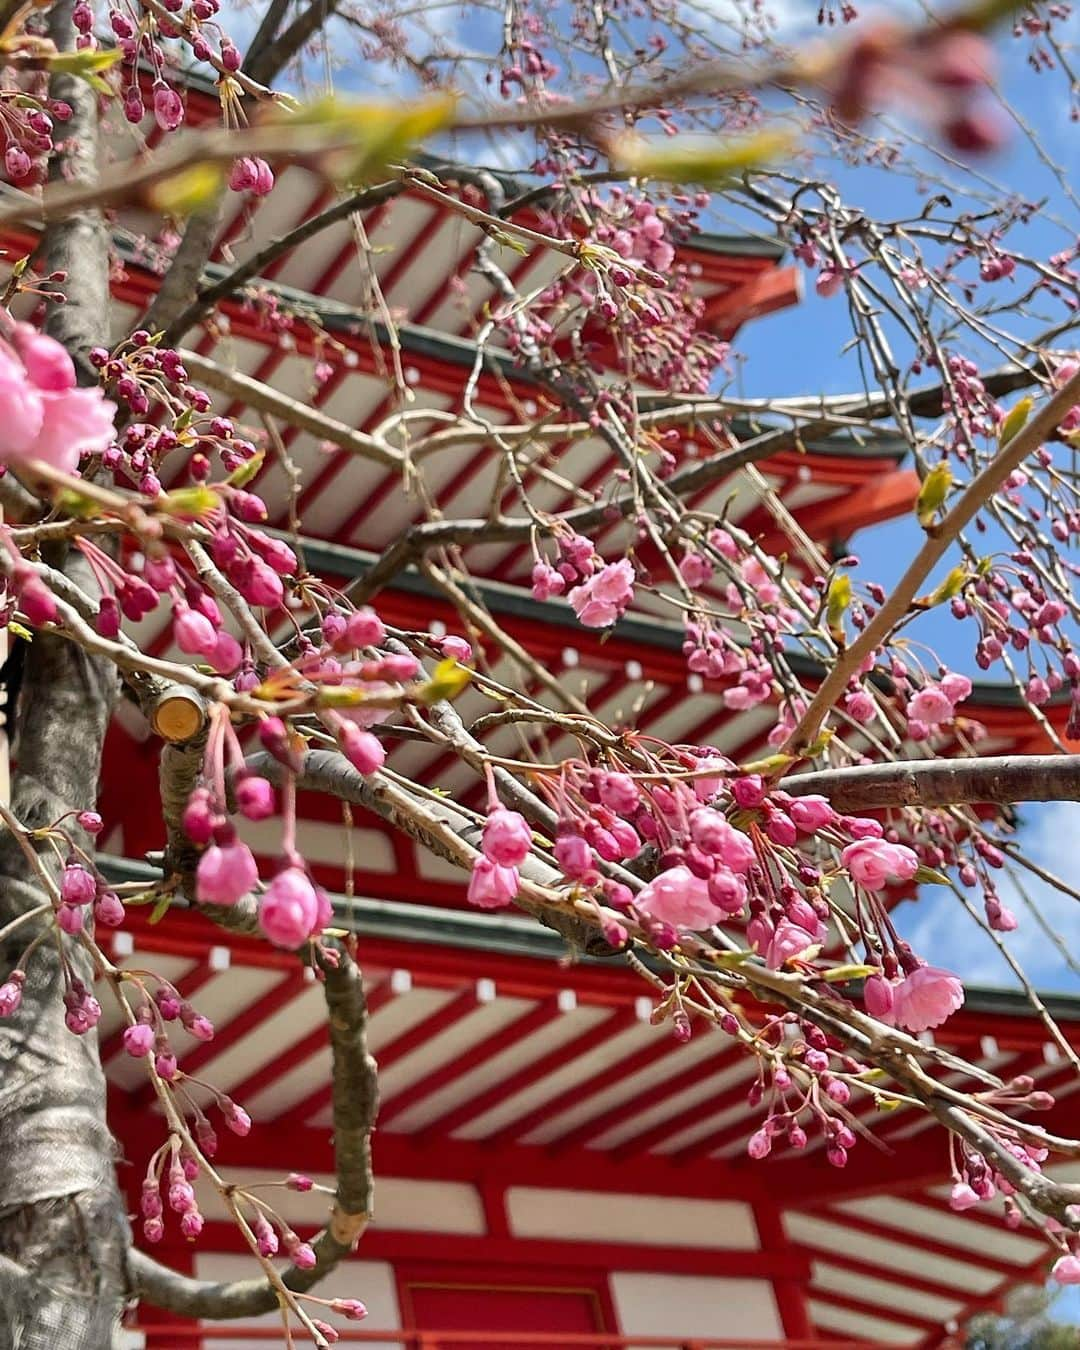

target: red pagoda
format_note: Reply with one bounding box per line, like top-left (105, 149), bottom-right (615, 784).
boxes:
top-left (16, 79), bottom-right (1072, 1348)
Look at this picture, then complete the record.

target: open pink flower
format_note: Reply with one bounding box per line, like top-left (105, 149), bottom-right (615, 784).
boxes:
top-left (842, 838), bottom-right (919, 891)
top-left (568, 558), bottom-right (634, 628)
top-left (908, 684), bottom-right (953, 727)
top-left (891, 965), bottom-right (964, 1032)
top-left (764, 919), bottom-right (819, 969)
top-left (635, 865), bottom-right (723, 931)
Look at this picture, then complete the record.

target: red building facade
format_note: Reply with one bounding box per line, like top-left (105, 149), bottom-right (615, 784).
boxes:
top-left (37, 83), bottom-right (1076, 1347)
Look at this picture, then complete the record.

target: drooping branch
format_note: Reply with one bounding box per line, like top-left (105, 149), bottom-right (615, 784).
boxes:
top-left (131, 943), bottom-right (376, 1320)
top-left (787, 753), bottom-right (1080, 813)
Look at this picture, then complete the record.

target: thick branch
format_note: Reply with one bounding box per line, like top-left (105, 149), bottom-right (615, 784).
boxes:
top-left (787, 754), bottom-right (1080, 813)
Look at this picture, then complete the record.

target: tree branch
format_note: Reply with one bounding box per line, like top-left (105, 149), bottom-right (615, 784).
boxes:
top-left (132, 944), bottom-right (376, 1319)
top-left (786, 753), bottom-right (1080, 813)
top-left (781, 366), bottom-right (1080, 756)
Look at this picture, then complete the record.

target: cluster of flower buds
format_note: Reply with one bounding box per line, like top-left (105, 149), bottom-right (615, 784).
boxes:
top-left (0, 93), bottom-right (70, 185)
top-left (141, 1145), bottom-right (206, 1244)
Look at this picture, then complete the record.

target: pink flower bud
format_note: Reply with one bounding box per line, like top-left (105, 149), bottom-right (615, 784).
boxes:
top-left (155, 1050), bottom-right (178, 1080)
top-left (123, 1023), bottom-right (155, 1057)
top-left (258, 716), bottom-right (302, 771)
top-left (259, 867), bottom-right (320, 948)
top-left (18, 578), bottom-right (57, 627)
top-left (182, 787), bottom-right (216, 845)
top-left (77, 810), bottom-right (104, 834)
top-left (482, 807), bottom-right (532, 867)
top-left (345, 607), bottom-right (386, 648)
top-left (223, 1100), bottom-right (251, 1136)
top-left (788, 795), bottom-right (835, 832)
top-left (152, 83), bottom-right (185, 132)
top-left (290, 1241), bottom-right (317, 1270)
top-left (143, 1216), bottom-right (165, 1243)
top-left (208, 630), bottom-right (243, 676)
top-left (731, 775), bottom-right (766, 809)
top-left (287, 1173), bottom-right (314, 1191)
top-left (196, 840), bottom-right (258, 906)
top-left (180, 1209), bottom-right (204, 1240)
top-left (747, 1129), bottom-right (771, 1160)
top-left (0, 973), bottom-right (25, 1016)
top-left (57, 904), bottom-right (84, 934)
top-left (466, 857), bottom-right (519, 910)
top-left (60, 863), bottom-right (96, 906)
top-left (234, 772), bottom-right (276, 821)
top-left (172, 604), bottom-right (218, 657)
top-left (331, 1299), bottom-right (368, 1321)
top-left (338, 723), bottom-right (385, 776)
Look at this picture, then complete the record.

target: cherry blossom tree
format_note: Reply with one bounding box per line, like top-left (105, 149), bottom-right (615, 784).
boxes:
top-left (0, 0), bottom-right (1078, 1344)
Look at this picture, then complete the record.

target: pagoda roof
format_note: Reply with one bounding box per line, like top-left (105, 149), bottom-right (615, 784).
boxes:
top-left (100, 883), bottom-right (1074, 1348)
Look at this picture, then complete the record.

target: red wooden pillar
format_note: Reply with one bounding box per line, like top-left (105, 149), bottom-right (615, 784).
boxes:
top-left (753, 1200), bottom-right (813, 1343)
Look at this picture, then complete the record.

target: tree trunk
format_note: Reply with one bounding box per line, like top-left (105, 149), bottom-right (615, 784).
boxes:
top-left (0, 2), bottom-right (129, 1343)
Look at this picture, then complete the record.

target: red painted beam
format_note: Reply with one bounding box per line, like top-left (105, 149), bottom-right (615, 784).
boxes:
top-left (222, 976), bottom-right (400, 1115)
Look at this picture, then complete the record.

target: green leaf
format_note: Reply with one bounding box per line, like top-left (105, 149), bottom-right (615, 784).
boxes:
top-left (925, 565), bottom-right (970, 607)
top-left (159, 484), bottom-right (221, 519)
top-left (148, 164), bottom-right (225, 217)
top-left (825, 573), bottom-right (852, 641)
top-left (8, 620), bottom-right (33, 643)
top-left (613, 129), bottom-right (796, 187)
top-left (914, 864), bottom-right (950, 886)
top-left (998, 396), bottom-right (1033, 448)
top-left (415, 657), bottom-right (472, 705)
top-left (488, 228), bottom-right (529, 257)
top-left (737, 751), bottom-right (794, 776)
top-left (822, 963), bottom-right (879, 984)
top-left (226, 449), bottom-right (265, 489)
top-left (318, 686), bottom-right (370, 708)
top-left (54, 488), bottom-right (100, 518)
top-left (282, 94), bottom-right (457, 182)
top-left (915, 460), bottom-right (953, 527)
top-left (148, 892), bottom-right (172, 924)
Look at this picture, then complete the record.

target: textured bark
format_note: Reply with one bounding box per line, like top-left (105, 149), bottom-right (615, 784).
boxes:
top-left (0, 5), bottom-right (127, 1344)
top-left (786, 753), bottom-right (1080, 812)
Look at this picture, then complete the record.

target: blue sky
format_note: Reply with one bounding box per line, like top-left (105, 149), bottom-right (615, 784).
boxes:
top-left (721, 11), bottom-right (1080, 1000)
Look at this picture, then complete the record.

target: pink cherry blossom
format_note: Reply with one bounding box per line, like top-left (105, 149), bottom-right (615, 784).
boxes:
top-left (841, 838), bottom-right (919, 891)
top-left (891, 965), bottom-right (964, 1032)
top-left (1052, 1254), bottom-right (1080, 1285)
top-left (482, 808), bottom-right (532, 867)
top-left (567, 558), bottom-right (635, 628)
top-left (196, 841), bottom-right (258, 906)
top-left (259, 867), bottom-right (321, 948)
top-left (635, 865), bottom-right (723, 931)
top-left (940, 672), bottom-right (972, 705)
top-left (467, 857), bottom-right (519, 909)
top-left (764, 919), bottom-right (819, 969)
top-left (13, 323), bottom-right (75, 390)
top-left (908, 684), bottom-right (954, 726)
